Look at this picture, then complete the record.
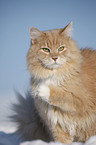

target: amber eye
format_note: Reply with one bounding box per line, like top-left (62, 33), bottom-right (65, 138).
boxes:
top-left (41, 48), bottom-right (50, 53)
top-left (58, 46), bottom-right (65, 52)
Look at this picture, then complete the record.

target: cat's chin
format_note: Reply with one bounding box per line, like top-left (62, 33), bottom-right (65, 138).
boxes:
top-left (45, 64), bottom-right (62, 69)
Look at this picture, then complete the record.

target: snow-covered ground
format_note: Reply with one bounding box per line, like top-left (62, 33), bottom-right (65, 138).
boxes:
top-left (21, 137), bottom-right (96, 145)
top-left (0, 125), bottom-right (96, 145)
top-left (0, 94), bottom-right (96, 145)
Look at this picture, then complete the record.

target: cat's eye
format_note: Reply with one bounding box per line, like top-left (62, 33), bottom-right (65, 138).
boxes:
top-left (41, 48), bottom-right (50, 53)
top-left (58, 46), bottom-right (65, 52)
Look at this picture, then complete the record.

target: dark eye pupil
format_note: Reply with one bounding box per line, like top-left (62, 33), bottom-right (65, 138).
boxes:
top-left (42, 48), bottom-right (50, 52)
top-left (59, 46), bottom-right (64, 51)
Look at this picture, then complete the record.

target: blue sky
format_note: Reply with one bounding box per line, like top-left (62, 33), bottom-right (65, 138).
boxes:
top-left (0, 0), bottom-right (96, 96)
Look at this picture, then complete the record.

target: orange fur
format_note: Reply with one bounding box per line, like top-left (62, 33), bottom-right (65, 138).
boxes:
top-left (27, 23), bottom-right (96, 144)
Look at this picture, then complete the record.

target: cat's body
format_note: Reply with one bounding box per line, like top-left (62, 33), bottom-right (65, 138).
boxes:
top-left (13, 23), bottom-right (96, 144)
top-left (29, 49), bottom-right (96, 143)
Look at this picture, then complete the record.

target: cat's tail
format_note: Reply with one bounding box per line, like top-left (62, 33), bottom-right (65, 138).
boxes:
top-left (10, 92), bottom-right (53, 142)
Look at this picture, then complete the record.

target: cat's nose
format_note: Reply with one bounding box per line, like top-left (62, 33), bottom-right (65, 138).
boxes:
top-left (52, 57), bottom-right (58, 62)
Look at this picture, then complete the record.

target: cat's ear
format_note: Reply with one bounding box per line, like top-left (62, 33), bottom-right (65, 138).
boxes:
top-left (30, 27), bottom-right (44, 44)
top-left (59, 22), bottom-right (73, 38)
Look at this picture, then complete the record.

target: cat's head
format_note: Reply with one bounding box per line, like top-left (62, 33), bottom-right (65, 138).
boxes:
top-left (27, 22), bottom-right (81, 79)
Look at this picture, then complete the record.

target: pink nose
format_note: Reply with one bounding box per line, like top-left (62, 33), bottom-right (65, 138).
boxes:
top-left (52, 57), bottom-right (58, 62)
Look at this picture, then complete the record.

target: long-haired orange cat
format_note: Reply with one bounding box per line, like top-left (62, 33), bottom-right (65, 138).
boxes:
top-left (27, 22), bottom-right (96, 144)
top-left (13, 22), bottom-right (96, 144)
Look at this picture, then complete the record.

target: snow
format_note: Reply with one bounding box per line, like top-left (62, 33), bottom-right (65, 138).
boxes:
top-left (20, 140), bottom-right (82, 145)
top-left (0, 125), bottom-right (96, 145)
top-left (0, 94), bottom-right (96, 145)
top-left (20, 136), bottom-right (96, 145)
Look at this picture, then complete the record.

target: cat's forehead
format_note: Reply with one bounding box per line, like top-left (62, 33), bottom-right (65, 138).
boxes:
top-left (30, 23), bottom-right (72, 47)
top-left (43, 28), bottom-right (59, 39)
top-left (40, 29), bottom-right (65, 47)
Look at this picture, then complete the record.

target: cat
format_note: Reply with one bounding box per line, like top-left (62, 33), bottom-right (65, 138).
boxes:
top-left (12, 22), bottom-right (96, 144)
top-left (26, 22), bottom-right (96, 144)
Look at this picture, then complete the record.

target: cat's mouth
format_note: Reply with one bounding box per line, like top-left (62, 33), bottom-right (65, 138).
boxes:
top-left (39, 58), bottom-right (63, 69)
top-left (44, 62), bottom-right (62, 69)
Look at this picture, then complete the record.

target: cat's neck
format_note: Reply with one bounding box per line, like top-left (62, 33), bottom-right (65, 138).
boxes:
top-left (31, 60), bottom-right (82, 87)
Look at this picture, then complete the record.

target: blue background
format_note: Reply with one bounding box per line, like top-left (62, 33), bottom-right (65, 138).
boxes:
top-left (0, 0), bottom-right (96, 97)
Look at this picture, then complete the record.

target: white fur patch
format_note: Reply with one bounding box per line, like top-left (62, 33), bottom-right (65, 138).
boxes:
top-left (47, 105), bottom-right (76, 136)
top-left (47, 105), bottom-right (58, 127)
top-left (37, 84), bottom-right (50, 102)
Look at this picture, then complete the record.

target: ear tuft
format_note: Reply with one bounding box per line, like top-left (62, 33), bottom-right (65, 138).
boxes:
top-left (59, 22), bottom-right (73, 37)
top-left (30, 27), bottom-right (42, 44)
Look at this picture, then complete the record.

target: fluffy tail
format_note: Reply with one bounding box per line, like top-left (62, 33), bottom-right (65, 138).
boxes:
top-left (10, 92), bottom-right (53, 142)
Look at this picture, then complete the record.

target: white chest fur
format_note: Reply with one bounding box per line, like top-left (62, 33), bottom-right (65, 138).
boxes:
top-left (35, 76), bottom-right (58, 103)
top-left (34, 75), bottom-right (76, 136)
top-left (43, 75), bottom-right (59, 86)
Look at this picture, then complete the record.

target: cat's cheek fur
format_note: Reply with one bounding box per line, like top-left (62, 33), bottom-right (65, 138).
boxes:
top-left (37, 84), bottom-right (50, 102)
